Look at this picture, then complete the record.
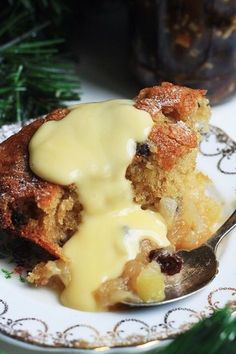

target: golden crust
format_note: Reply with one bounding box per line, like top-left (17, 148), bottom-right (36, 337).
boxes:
top-left (127, 83), bottom-right (210, 207)
top-left (0, 108), bottom-right (77, 258)
top-left (135, 82), bottom-right (206, 120)
top-left (149, 121), bottom-right (197, 170)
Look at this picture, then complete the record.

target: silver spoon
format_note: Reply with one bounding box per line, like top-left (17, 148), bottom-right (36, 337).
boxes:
top-left (124, 209), bottom-right (236, 307)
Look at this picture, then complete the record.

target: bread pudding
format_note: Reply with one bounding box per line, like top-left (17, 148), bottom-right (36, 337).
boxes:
top-left (0, 82), bottom-right (221, 311)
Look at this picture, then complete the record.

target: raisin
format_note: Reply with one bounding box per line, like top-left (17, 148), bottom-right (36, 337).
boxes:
top-left (11, 210), bottom-right (27, 227)
top-left (149, 249), bottom-right (183, 276)
top-left (136, 143), bottom-right (150, 157)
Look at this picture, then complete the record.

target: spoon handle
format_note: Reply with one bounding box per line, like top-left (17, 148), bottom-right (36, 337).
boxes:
top-left (206, 209), bottom-right (236, 250)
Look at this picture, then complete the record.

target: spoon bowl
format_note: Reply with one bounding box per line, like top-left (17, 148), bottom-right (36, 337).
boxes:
top-left (123, 209), bottom-right (236, 307)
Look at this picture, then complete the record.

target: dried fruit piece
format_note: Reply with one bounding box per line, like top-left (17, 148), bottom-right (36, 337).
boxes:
top-left (149, 249), bottom-right (183, 275)
top-left (136, 142), bottom-right (150, 157)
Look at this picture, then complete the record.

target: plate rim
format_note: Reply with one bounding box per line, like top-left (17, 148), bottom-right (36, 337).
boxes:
top-left (0, 122), bottom-right (235, 352)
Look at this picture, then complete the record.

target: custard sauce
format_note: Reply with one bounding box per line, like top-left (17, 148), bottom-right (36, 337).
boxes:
top-left (29, 100), bottom-right (169, 311)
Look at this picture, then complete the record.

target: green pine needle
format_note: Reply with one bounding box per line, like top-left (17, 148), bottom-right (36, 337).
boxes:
top-left (157, 307), bottom-right (236, 354)
top-left (19, 274), bottom-right (26, 283)
top-left (1, 268), bottom-right (13, 279)
top-left (0, 1), bottom-right (80, 125)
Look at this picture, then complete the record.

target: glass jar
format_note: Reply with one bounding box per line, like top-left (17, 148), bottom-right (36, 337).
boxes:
top-left (129, 0), bottom-right (236, 104)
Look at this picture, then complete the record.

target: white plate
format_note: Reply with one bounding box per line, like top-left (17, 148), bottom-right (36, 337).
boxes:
top-left (0, 95), bottom-right (235, 354)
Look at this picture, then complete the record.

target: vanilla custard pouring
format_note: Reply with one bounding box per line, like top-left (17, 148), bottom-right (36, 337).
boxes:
top-left (29, 100), bottom-right (169, 311)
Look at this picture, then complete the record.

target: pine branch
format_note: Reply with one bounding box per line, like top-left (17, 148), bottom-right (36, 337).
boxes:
top-left (0, 22), bottom-right (50, 52)
top-left (157, 307), bottom-right (236, 354)
top-left (0, 1), bottom-right (80, 125)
